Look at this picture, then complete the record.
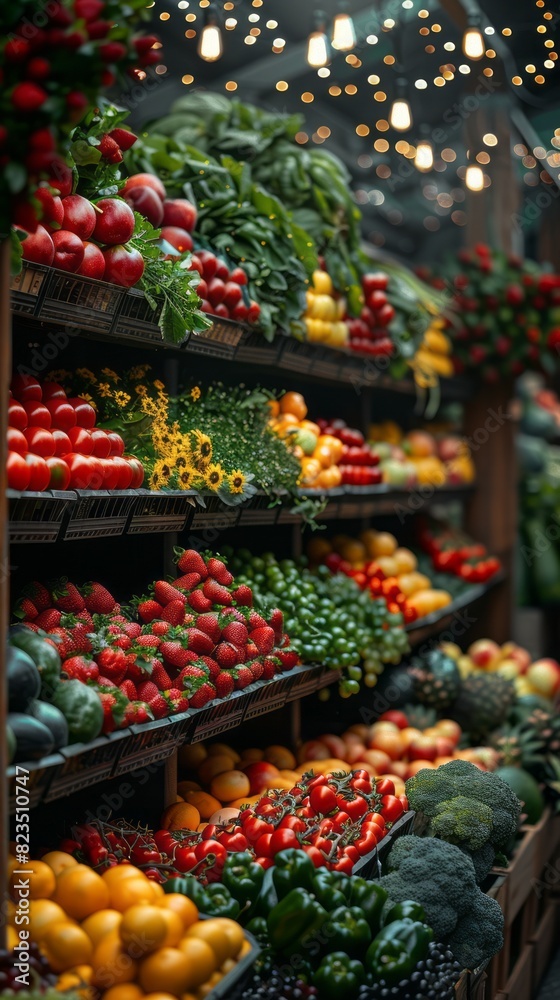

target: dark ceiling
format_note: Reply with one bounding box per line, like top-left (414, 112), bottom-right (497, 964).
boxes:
top-left (125, 1), bottom-right (560, 261)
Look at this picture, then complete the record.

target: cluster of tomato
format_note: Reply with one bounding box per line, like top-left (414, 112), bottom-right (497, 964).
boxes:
top-left (315, 419), bottom-right (383, 488)
top-left (345, 272), bottom-right (396, 357)
top-left (7, 374), bottom-right (144, 492)
top-left (325, 552), bottom-right (419, 625)
top-left (418, 526), bottom-right (502, 584)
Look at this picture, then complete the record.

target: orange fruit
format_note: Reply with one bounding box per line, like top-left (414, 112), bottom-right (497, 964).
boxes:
top-left (69, 965), bottom-right (93, 983)
top-left (120, 904), bottom-right (168, 955)
top-left (158, 894), bottom-right (198, 930)
top-left (138, 947), bottom-right (192, 996)
top-left (41, 851), bottom-right (78, 876)
top-left (185, 919), bottom-right (231, 966)
top-left (207, 918), bottom-right (245, 959)
top-left (53, 865), bottom-right (110, 920)
top-left (210, 769), bottom-right (250, 803)
top-left (182, 790), bottom-right (222, 820)
top-left (159, 909), bottom-right (184, 947)
top-left (6, 927), bottom-right (18, 950)
top-left (103, 985), bottom-right (144, 1000)
top-left (177, 938), bottom-right (217, 989)
top-left (9, 860), bottom-right (56, 900)
top-left (267, 399), bottom-right (280, 418)
top-left (143, 995), bottom-right (178, 1000)
top-left (42, 922), bottom-right (93, 973)
top-left (177, 780), bottom-right (201, 796)
top-left (197, 754), bottom-right (236, 786)
top-left (160, 802), bottom-right (201, 833)
top-left (101, 865), bottom-right (141, 886)
top-left (206, 743), bottom-right (241, 763)
top-left (108, 877), bottom-right (157, 913)
top-left (263, 746), bottom-right (296, 770)
top-left (279, 391), bottom-right (307, 420)
top-left (239, 748), bottom-right (264, 762)
top-left (178, 744), bottom-right (207, 771)
top-left (82, 910), bottom-right (122, 947)
top-left (28, 899), bottom-right (68, 941)
top-left (91, 932), bottom-right (138, 989)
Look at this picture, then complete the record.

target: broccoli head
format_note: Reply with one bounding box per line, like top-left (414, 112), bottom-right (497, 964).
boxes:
top-left (431, 796), bottom-right (494, 851)
top-left (379, 835), bottom-right (478, 939)
top-left (458, 841), bottom-right (496, 884)
top-left (448, 892), bottom-right (504, 970)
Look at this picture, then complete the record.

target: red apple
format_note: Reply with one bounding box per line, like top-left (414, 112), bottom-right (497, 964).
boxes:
top-left (124, 185), bottom-right (164, 227)
top-left (46, 161), bottom-right (73, 198)
top-left (467, 639), bottom-right (501, 670)
top-left (90, 429), bottom-right (111, 458)
top-left (213, 303), bottom-right (229, 318)
top-left (501, 642), bottom-right (531, 674)
top-left (18, 224), bottom-right (54, 265)
top-left (11, 375), bottom-right (42, 402)
top-left (8, 402), bottom-right (28, 430)
top-left (407, 736), bottom-right (438, 762)
top-left (215, 259), bottom-right (229, 282)
top-left (230, 267), bottom-right (247, 286)
top-left (102, 245), bottom-right (145, 287)
top-left (435, 736), bottom-right (455, 758)
top-left (200, 300), bottom-right (213, 314)
top-left (435, 720), bottom-right (462, 746)
top-left (23, 401), bottom-right (51, 428)
top-left (362, 272), bottom-right (389, 294)
top-left (378, 710), bottom-right (409, 730)
top-left (61, 194), bottom-right (96, 239)
top-left (93, 198), bottom-right (135, 246)
top-left (437, 436), bottom-right (466, 463)
top-left (207, 277), bottom-right (226, 307)
top-left (527, 660), bottom-right (560, 697)
top-left (197, 250), bottom-right (218, 281)
top-left (318, 734), bottom-right (347, 758)
top-left (42, 382), bottom-right (66, 401)
top-left (189, 255), bottom-right (203, 277)
top-left (222, 281), bottom-right (243, 309)
top-left (242, 761), bottom-right (280, 795)
top-left (52, 429), bottom-right (72, 456)
top-left (161, 198), bottom-right (197, 232)
top-left (160, 226), bottom-right (193, 255)
top-left (247, 301), bottom-right (261, 324)
top-left (14, 186), bottom-right (64, 232)
top-left (122, 172), bottom-right (166, 202)
top-left (52, 230), bottom-right (85, 272)
top-left (76, 242), bottom-right (106, 280)
top-left (231, 302), bottom-right (248, 322)
top-left (67, 397), bottom-right (96, 428)
top-left (45, 399), bottom-right (77, 431)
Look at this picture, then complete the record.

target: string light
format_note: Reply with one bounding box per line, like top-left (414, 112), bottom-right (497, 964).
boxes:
top-left (332, 4), bottom-right (356, 51)
top-left (463, 20), bottom-right (485, 59)
top-left (465, 165), bottom-right (484, 191)
top-left (198, 5), bottom-right (222, 61)
top-left (389, 80), bottom-right (412, 131)
top-left (415, 140), bottom-right (434, 171)
top-left (307, 12), bottom-right (329, 68)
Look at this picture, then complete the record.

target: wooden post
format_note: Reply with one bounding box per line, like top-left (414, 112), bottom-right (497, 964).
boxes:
top-left (0, 238), bottom-right (12, 947)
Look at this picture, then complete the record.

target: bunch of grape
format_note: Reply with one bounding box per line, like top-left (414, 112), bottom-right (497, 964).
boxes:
top-left (358, 941), bottom-right (463, 1000)
top-left (0, 942), bottom-right (57, 993)
top-left (242, 971), bottom-right (318, 1000)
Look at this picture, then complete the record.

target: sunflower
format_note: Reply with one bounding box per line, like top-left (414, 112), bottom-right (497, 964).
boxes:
top-left (177, 466), bottom-right (197, 490)
top-left (129, 364), bottom-right (151, 380)
top-left (190, 385), bottom-right (201, 401)
top-left (153, 380), bottom-right (165, 391)
top-left (228, 469), bottom-right (247, 494)
top-left (150, 458), bottom-right (174, 490)
top-left (191, 430), bottom-right (212, 468)
top-left (97, 382), bottom-right (112, 398)
top-left (101, 367), bottom-right (120, 383)
top-left (135, 385), bottom-right (148, 397)
top-left (204, 463), bottom-right (225, 491)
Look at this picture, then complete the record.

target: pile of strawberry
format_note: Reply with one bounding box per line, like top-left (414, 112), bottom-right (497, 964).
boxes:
top-left (16, 550), bottom-right (300, 734)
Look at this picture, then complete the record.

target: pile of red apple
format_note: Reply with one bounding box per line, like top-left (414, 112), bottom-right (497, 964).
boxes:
top-left (7, 374), bottom-right (144, 493)
top-left (316, 418), bottom-right (382, 486)
top-left (124, 171), bottom-right (261, 324)
top-left (345, 272), bottom-right (396, 356)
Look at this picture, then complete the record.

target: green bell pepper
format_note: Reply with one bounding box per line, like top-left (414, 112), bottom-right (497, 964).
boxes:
top-left (311, 869), bottom-right (349, 912)
top-left (272, 848), bottom-right (315, 898)
top-left (322, 905), bottom-right (372, 957)
top-left (222, 851), bottom-right (264, 906)
top-left (348, 877), bottom-right (388, 934)
top-left (163, 876), bottom-right (239, 918)
top-left (313, 952), bottom-right (365, 1000)
top-left (247, 866), bottom-right (278, 920)
top-left (382, 900), bottom-right (426, 925)
top-left (245, 916), bottom-right (269, 944)
top-left (365, 918), bottom-right (433, 986)
top-left (267, 888), bottom-right (328, 955)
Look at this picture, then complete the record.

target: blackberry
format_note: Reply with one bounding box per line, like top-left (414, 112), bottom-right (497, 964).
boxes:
top-left (357, 940), bottom-right (462, 1000)
top-left (242, 968), bottom-right (318, 1000)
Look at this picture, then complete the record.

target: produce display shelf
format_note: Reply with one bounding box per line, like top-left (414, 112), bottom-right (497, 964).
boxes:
top-left (406, 571), bottom-right (506, 647)
top-left (6, 663), bottom-right (338, 811)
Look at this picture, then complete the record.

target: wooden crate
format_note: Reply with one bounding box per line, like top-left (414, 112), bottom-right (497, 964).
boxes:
top-left (499, 942), bottom-right (534, 1000)
top-left (529, 899), bottom-right (560, 989)
top-left (492, 808), bottom-right (551, 926)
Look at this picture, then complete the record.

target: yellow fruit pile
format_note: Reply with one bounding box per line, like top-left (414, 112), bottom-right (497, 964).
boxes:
top-left (304, 270), bottom-right (349, 347)
top-left (368, 424), bottom-right (475, 487)
top-left (409, 318), bottom-right (454, 384)
top-left (268, 391), bottom-right (344, 489)
top-left (6, 852), bottom-right (250, 1000)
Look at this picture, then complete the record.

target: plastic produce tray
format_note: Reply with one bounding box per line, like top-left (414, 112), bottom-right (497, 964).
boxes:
top-left (185, 688), bottom-right (249, 744)
top-left (352, 810), bottom-right (415, 879)
top-left (113, 716), bottom-right (191, 775)
top-left (185, 319), bottom-right (245, 360)
top-left (128, 490), bottom-right (194, 534)
top-left (113, 287), bottom-right (165, 345)
top-left (10, 262), bottom-right (50, 315)
top-left (235, 331), bottom-right (281, 366)
top-left (38, 267), bottom-right (125, 334)
top-left (243, 673), bottom-right (292, 721)
top-left (8, 489), bottom-right (75, 543)
top-left (204, 928), bottom-right (260, 1000)
top-left (44, 731), bottom-right (130, 801)
top-left (63, 490), bottom-right (138, 541)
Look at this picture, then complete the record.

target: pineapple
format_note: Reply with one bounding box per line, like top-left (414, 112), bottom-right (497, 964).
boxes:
top-left (450, 673), bottom-right (516, 742)
top-left (409, 649), bottom-right (461, 711)
top-left (402, 703), bottom-right (438, 731)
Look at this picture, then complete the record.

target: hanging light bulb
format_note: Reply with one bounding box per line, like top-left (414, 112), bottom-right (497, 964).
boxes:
top-left (466, 164), bottom-right (485, 190)
top-left (462, 19), bottom-right (484, 59)
top-left (389, 79), bottom-right (412, 131)
top-left (332, 3), bottom-right (356, 51)
top-left (307, 11), bottom-right (329, 68)
top-left (415, 140), bottom-right (433, 171)
top-left (198, 5), bottom-right (223, 62)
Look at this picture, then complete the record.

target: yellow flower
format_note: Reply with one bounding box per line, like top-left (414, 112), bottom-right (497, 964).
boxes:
top-left (80, 394), bottom-right (97, 409)
top-left (101, 367), bottom-right (120, 383)
top-left (228, 469), bottom-right (247, 494)
top-left (97, 383), bottom-right (112, 398)
top-left (76, 368), bottom-right (96, 382)
top-left (150, 458), bottom-right (174, 490)
top-left (178, 466), bottom-right (197, 490)
top-left (204, 463), bottom-right (225, 491)
top-left (192, 430), bottom-right (212, 468)
top-left (141, 397), bottom-right (158, 417)
top-left (153, 380), bottom-right (165, 391)
top-left (190, 386), bottom-right (201, 401)
top-left (135, 385), bottom-right (148, 397)
top-left (129, 365), bottom-right (151, 380)
top-left (114, 391), bottom-right (131, 408)
top-left (45, 370), bottom-right (71, 382)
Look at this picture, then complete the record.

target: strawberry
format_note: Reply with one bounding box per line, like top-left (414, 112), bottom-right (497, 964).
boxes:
top-left (249, 626), bottom-right (275, 655)
top-left (215, 671), bottom-right (234, 698)
top-left (185, 628), bottom-right (214, 655)
top-left (206, 557), bottom-right (233, 586)
top-left (75, 609), bottom-right (95, 631)
top-left (203, 579), bottom-right (231, 606)
top-left (268, 608), bottom-right (284, 643)
top-left (137, 680), bottom-right (160, 702)
top-left (161, 600), bottom-right (187, 626)
top-left (34, 608), bottom-right (61, 630)
top-left (215, 642), bottom-right (242, 669)
top-left (97, 688), bottom-right (128, 733)
top-left (153, 580), bottom-right (187, 606)
top-left (82, 582), bottom-right (116, 614)
top-left (62, 655), bottom-right (99, 682)
top-left (175, 548), bottom-right (208, 578)
top-left (15, 597), bottom-right (38, 620)
top-left (137, 599), bottom-right (163, 623)
top-left (190, 681), bottom-right (216, 709)
top-left (164, 688), bottom-right (189, 713)
top-left (112, 635), bottom-right (132, 650)
top-left (151, 662), bottom-right (173, 691)
top-left (22, 623), bottom-right (40, 632)
top-left (261, 656), bottom-right (281, 680)
top-left (233, 666), bottom-right (254, 690)
top-left (188, 589), bottom-right (213, 613)
top-left (232, 584), bottom-right (253, 607)
top-left (248, 660), bottom-right (264, 682)
top-left (220, 607), bottom-right (246, 624)
top-left (125, 655), bottom-right (154, 683)
top-left (97, 676), bottom-right (117, 687)
top-left (159, 641), bottom-right (191, 669)
top-left (123, 701), bottom-right (153, 725)
top-left (175, 572), bottom-right (201, 592)
top-left (280, 632), bottom-right (291, 648)
top-left (248, 610), bottom-right (267, 630)
top-left (183, 612), bottom-right (196, 626)
top-left (195, 613), bottom-right (221, 643)
top-left (148, 692), bottom-right (169, 720)
top-left (119, 679), bottom-right (137, 700)
top-left (151, 621), bottom-right (172, 636)
top-left (245, 642), bottom-right (258, 659)
top-left (22, 581), bottom-right (51, 611)
top-left (95, 647), bottom-right (127, 684)
top-left (178, 664), bottom-right (208, 690)
top-left (51, 579), bottom-right (85, 613)
top-left (221, 621), bottom-right (248, 646)
top-left (277, 648), bottom-right (299, 670)
top-left (199, 655), bottom-right (220, 680)
top-left (135, 635), bottom-right (161, 650)
top-left (121, 621), bottom-right (142, 639)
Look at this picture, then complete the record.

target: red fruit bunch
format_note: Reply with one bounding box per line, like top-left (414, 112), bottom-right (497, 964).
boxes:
top-left (345, 272), bottom-right (396, 357)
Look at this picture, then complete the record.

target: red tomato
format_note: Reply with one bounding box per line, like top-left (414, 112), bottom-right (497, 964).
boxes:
top-left (230, 267), bottom-right (248, 286)
top-left (342, 845), bottom-right (360, 864)
top-left (247, 301), bottom-right (261, 324)
top-left (369, 813), bottom-right (387, 830)
top-left (243, 816), bottom-right (270, 843)
top-left (24, 426), bottom-right (55, 458)
top-left (52, 429), bottom-right (72, 456)
top-left (65, 453), bottom-right (94, 489)
top-left (338, 795), bottom-right (368, 821)
top-left (11, 374), bottom-right (42, 402)
top-left (331, 855), bottom-right (354, 874)
top-left (90, 429), bottom-right (111, 458)
top-left (87, 456), bottom-right (105, 490)
top-left (378, 710), bottom-right (409, 730)
top-left (24, 453), bottom-right (50, 491)
top-left (399, 794), bottom-right (409, 810)
top-left (23, 401), bottom-right (51, 428)
top-left (309, 785), bottom-right (337, 815)
top-left (46, 457), bottom-right (71, 490)
top-left (355, 829), bottom-right (380, 855)
top-left (42, 382), bottom-right (67, 401)
top-left (255, 857), bottom-right (274, 869)
top-left (67, 426), bottom-right (93, 455)
top-left (243, 761), bottom-right (281, 795)
top-left (8, 401), bottom-right (28, 430)
top-left (45, 398), bottom-right (77, 431)
top-left (380, 794), bottom-right (404, 823)
top-left (278, 815), bottom-right (306, 834)
top-left (124, 456), bottom-right (144, 489)
top-left (254, 833), bottom-right (273, 857)
top-left (7, 451), bottom-right (30, 490)
top-left (331, 811), bottom-right (350, 831)
top-left (303, 846), bottom-right (326, 868)
top-left (68, 397), bottom-right (96, 428)
top-left (112, 456), bottom-right (133, 489)
top-left (375, 778), bottom-right (395, 797)
top-left (173, 846), bottom-right (197, 873)
top-left (270, 828), bottom-right (299, 855)
top-left (194, 840), bottom-right (227, 866)
top-left (107, 431), bottom-right (125, 456)
top-left (8, 428), bottom-right (28, 455)
top-left (99, 459), bottom-right (120, 490)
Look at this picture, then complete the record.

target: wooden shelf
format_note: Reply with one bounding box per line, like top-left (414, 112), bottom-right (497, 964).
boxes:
top-left (406, 571), bottom-right (506, 646)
